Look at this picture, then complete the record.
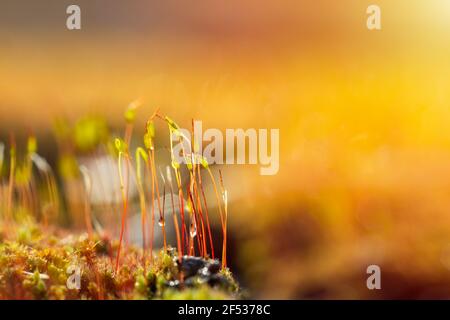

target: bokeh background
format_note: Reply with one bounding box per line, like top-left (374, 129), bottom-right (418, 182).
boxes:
top-left (2, 0), bottom-right (450, 298)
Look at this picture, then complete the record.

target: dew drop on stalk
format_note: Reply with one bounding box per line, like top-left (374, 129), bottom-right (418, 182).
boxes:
top-left (158, 217), bottom-right (165, 227)
top-left (190, 222), bottom-right (197, 238)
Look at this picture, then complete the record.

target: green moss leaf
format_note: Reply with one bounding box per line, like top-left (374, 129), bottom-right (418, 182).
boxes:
top-left (27, 136), bottom-right (37, 154)
top-left (114, 138), bottom-right (128, 153)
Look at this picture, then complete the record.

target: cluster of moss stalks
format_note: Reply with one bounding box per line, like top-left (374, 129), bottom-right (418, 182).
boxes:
top-left (0, 221), bottom-right (239, 300)
top-left (0, 104), bottom-right (239, 299)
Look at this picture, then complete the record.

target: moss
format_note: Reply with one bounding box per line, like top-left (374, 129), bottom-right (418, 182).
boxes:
top-left (0, 223), bottom-right (240, 300)
top-left (22, 270), bottom-right (48, 300)
top-left (162, 285), bottom-right (231, 300)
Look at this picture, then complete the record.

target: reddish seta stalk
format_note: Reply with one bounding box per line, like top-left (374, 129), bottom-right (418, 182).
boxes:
top-left (197, 164), bottom-right (215, 259)
top-left (219, 170), bottom-right (228, 269)
top-left (166, 166), bottom-right (182, 262)
top-left (115, 152), bottom-right (130, 273)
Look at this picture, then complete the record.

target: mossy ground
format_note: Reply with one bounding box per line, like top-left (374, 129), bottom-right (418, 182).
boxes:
top-left (0, 222), bottom-right (239, 300)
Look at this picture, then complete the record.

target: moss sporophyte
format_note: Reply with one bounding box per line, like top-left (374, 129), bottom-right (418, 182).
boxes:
top-left (0, 102), bottom-right (238, 299)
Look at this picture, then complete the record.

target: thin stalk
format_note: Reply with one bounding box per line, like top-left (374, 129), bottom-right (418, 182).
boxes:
top-left (146, 150), bottom-right (156, 265)
top-left (158, 168), bottom-right (168, 250)
top-left (188, 120), bottom-right (205, 256)
top-left (175, 169), bottom-right (187, 254)
top-left (42, 171), bottom-right (54, 228)
top-left (187, 183), bottom-right (202, 256)
top-left (207, 167), bottom-right (225, 233)
top-left (166, 166), bottom-right (182, 262)
top-left (47, 168), bottom-right (60, 223)
top-left (136, 148), bottom-right (148, 271)
top-left (197, 164), bottom-right (215, 259)
top-left (218, 170), bottom-right (228, 269)
top-left (115, 151), bottom-right (130, 273)
top-left (191, 161), bottom-right (207, 257)
top-left (148, 148), bottom-right (166, 251)
top-left (162, 187), bottom-right (167, 249)
top-left (189, 169), bottom-right (205, 257)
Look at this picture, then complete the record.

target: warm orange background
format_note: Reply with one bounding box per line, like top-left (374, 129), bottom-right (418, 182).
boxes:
top-left (2, 1), bottom-right (450, 298)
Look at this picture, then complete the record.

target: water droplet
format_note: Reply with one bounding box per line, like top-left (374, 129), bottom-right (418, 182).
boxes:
top-left (190, 222), bottom-right (197, 238)
top-left (158, 217), bottom-right (165, 227)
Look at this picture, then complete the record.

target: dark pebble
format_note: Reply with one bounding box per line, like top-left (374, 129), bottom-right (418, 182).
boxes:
top-left (207, 260), bottom-right (221, 274)
top-left (179, 256), bottom-right (206, 278)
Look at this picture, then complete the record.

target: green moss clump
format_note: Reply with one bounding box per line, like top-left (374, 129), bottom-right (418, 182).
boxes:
top-left (0, 223), bottom-right (240, 300)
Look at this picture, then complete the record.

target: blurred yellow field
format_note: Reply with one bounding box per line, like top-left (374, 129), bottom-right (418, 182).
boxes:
top-left (1, 1), bottom-right (450, 300)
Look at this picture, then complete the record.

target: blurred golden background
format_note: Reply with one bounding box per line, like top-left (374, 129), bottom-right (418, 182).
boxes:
top-left (2, 0), bottom-right (450, 298)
